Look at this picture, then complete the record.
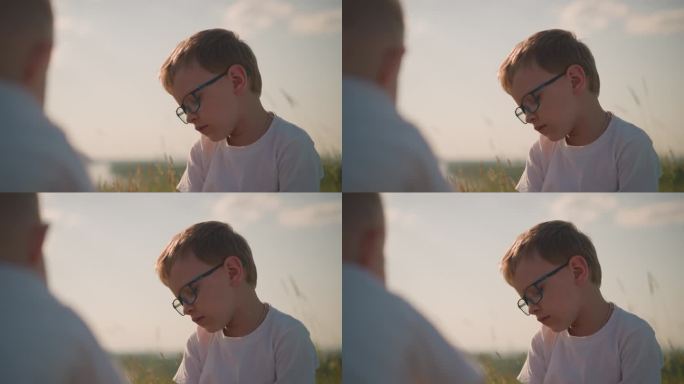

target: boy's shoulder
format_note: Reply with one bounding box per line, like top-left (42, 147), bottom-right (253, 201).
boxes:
top-left (269, 114), bottom-right (315, 146)
top-left (611, 305), bottom-right (656, 338)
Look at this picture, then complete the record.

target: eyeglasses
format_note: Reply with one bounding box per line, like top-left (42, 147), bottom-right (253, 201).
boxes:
top-left (175, 69), bottom-right (228, 124)
top-left (172, 263), bottom-right (223, 315)
top-left (517, 260), bottom-right (570, 316)
top-left (514, 71), bottom-right (566, 124)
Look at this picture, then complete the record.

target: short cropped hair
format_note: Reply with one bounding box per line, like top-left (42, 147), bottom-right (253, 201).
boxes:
top-left (159, 29), bottom-right (262, 95)
top-left (0, 193), bottom-right (41, 263)
top-left (498, 29), bottom-right (600, 96)
top-left (342, 193), bottom-right (384, 264)
top-left (156, 221), bottom-right (257, 288)
top-left (501, 220), bottom-right (602, 286)
top-left (0, 0), bottom-right (53, 79)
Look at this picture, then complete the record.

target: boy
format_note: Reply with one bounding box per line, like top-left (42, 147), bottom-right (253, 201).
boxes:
top-left (343, 193), bottom-right (483, 383)
top-left (500, 220), bottom-right (663, 383)
top-left (498, 29), bottom-right (660, 191)
top-left (0, 194), bottom-right (125, 383)
top-left (159, 29), bottom-right (323, 192)
top-left (343, 0), bottom-right (452, 192)
top-left (0, 0), bottom-right (93, 191)
top-left (156, 221), bottom-right (317, 383)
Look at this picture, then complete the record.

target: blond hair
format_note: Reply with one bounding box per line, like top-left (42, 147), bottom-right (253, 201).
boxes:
top-left (501, 220), bottom-right (602, 286)
top-left (498, 29), bottom-right (600, 96)
top-left (156, 221), bottom-right (257, 288)
top-left (159, 29), bottom-right (262, 95)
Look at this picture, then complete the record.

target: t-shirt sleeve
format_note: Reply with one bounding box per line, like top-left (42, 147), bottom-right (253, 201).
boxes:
top-left (407, 311), bottom-right (483, 383)
top-left (618, 324), bottom-right (663, 383)
top-left (516, 140), bottom-right (545, 192)
top-left (616, 131), bottom-right (661, 191)
top-left (173, 332), bottom-right (203, 384)
top-left (517, 329), bottom-right (547, 384)
top-left (277, 131), bottom-right (323, 192)
top-left (274, 322), bottom-right (318, 384)
top-left (177, 140), bottom-right (206, 192)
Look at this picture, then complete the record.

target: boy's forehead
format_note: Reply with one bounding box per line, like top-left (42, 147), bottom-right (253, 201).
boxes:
top-left (167, 251), bottom-right (211, 290)
top-left (170, 61), bottom-right (212, 100)
top-left (510, 62), bottom-right (554, 103)
top-left (511, 252), bottom-right (556, 291)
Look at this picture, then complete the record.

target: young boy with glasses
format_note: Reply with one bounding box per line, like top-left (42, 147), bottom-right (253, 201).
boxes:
top-left (500, 220), bottom-right (662, 383)
top-left (155, 221), bottom-right (317, 383)
top-left (498, 29), bottom-right (660, 191)
top-left (159, 29), bottom-right (323, 191)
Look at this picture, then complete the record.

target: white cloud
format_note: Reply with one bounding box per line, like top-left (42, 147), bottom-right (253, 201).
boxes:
top-left (625, 8), bottom-right (684, 35)
top-left (278, 201), bottom-right (341, 228)
top-left (614, 200), bottom-right (684, 228)
top-left (289, 9), bottom-right (341, 36)
top-left (224, 0), bottom-right (294, 38)
top-left (558, 0), bottom-right (684, 36)
top-left (223, 0), bottom-right (340, 37)
top-left (386, 207), bottom-right (420, 229)
top-left (559, 0), bottom-right (629, 35)
top-left (211, 195), bottom-right (282, 224)
top-left (55, 15), bottom-right (92, 37)
top-left (549, 195), bottom-right (619, 225)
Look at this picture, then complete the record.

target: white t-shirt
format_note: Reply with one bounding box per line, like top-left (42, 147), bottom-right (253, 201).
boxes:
top-left (177, 114), bottom-right (323, 192)
top-left (518, 304), bottom-right (663, 384)
top-left (0, 81), bottom-right (93, 191)
top-left (343, 264), bottom-right (483, 384)
top-left (173, 304), bottom-right (318, 384)
top-left (342, 76), bottom-right (453, 192)
top-left (0, 263), bottom-right (126, 384)
top-left (517, 114), bottom-right (661, 192)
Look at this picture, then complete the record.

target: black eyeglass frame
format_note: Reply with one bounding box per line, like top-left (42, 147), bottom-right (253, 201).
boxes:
top-left (175, 69), bottom-right (229, 124)
top-left (517, 259), bottom-right (570, 316)
top-left (514, 71), bottom-right (566, 124)
top-left (171, 263), bottom-right (223, 315)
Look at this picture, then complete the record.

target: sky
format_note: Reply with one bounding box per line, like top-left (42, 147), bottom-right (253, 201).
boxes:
top-left (39, 193), bottom-right (341, 353)
top-left (398, 0), bottom-right (684, 161)
top-left (46, 0), bottom-right (341, 161)
top-left (382, 193), bottom-right (684, 353)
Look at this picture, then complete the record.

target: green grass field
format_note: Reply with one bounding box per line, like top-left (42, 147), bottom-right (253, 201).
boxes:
top-left (116, 349), bottom-right (682, 383)
top-left (116, 350), bottom-right (340, 384)
top-left (96, 155), bottom-right (342, 192)
top-left (448, 154), bottom-right (684, 192)
top-left (475, 349), bottom-right (684, 383)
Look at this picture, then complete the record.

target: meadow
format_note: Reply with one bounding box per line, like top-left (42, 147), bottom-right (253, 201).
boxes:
top-left (448, 154), bottom-right (684, 192)
top-left (116, 349), bottom-right (683, 383)
top-left (96, 154), bottom-right (342, 192)
top-left (116, 350), bottom-right (341, 384)
top-left (475, 349), bottom-right (684, 383)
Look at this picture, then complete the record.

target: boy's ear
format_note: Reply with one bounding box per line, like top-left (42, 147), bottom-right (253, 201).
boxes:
top-left (569, 255), bottom-right (589, 284)
top-left (227, 64), bottom-right (248, 95)
top-left (224, 255), bottom-right (244, 286)
top-left (567, 64), bottom-right (586, 94)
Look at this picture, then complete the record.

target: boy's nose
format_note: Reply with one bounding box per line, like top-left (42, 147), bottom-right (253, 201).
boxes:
top-left (183, 304), bottom-right (194, 316)
top-left (186, 111), bottom-right (199, 124)
top-left (528, 302), bottom-right (541, 315)
top-left (525, 113), bottom-right (537, 124)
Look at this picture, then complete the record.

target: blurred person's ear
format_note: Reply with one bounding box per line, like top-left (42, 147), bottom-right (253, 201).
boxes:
top-left (26, 223), bottom-right (49, 284)
top-left (358, 227), bottom-right (386, 284)
top-left (22, 39), bottom-right (52, 106)
top-left (376, 45), bottom-right (405, 104)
